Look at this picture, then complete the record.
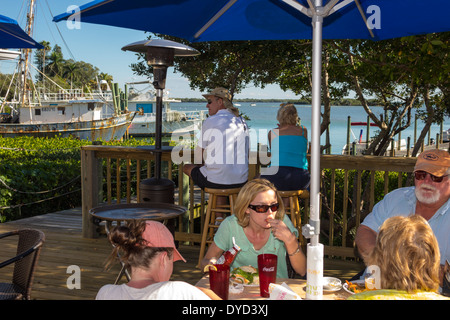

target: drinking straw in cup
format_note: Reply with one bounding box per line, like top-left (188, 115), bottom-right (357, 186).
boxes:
top-left (209, 264), bottom-right (230, 300)
top-left (257, 254), bottom-right (277, 297)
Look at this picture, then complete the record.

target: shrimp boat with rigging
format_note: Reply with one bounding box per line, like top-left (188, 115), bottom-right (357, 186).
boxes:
top-left (0, 3), bottom-right (135, 141)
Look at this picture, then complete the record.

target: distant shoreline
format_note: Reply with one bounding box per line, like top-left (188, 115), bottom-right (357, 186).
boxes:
top-left (175, 98), bottom-right (381, 106)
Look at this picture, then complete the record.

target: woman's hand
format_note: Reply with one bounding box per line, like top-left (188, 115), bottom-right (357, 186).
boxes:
top-left (267, 218), bottom-right (296, 244)
top-left (267, 218), bottom-right (306, 276)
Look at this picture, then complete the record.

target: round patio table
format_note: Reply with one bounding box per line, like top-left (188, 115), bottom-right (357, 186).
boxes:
top-left (90, 202), bottom-right (186, 226)
top-left (90, 202), bottom-right (187, 283)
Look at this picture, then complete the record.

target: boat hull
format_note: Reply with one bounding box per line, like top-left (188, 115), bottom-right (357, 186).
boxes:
top-left (127, 115), bottom-right (201, 137)
top-left (0, 112), bottom-right (135, 141)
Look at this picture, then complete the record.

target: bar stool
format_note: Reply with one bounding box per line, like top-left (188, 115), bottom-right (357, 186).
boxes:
top-left (278, 189), bottom-right (309, 245)
top-left (197, 187), bottom-right (241, 268)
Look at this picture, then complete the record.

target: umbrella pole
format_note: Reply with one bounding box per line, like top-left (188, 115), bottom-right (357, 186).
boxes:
top-left (309, 0), bottom-right (322, 248)
top-left (304, 0), bottom-right (324, 300)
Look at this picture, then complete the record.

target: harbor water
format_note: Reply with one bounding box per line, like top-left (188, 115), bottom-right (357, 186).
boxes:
top-left (171, 102), bottom-right (450, 154)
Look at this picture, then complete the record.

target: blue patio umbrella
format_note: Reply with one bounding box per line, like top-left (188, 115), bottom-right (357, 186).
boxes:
top-left (0, 14), bottom-right (43, 49)
top-left (54, 0), bottom-right (450, 299)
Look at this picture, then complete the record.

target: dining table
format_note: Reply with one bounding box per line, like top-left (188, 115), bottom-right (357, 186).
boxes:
top-left (90, 202), bottom-right (187, 284)
top-left (195, 275), bottom-right (352, 300)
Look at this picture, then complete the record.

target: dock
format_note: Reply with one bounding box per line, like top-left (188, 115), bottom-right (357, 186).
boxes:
top-left (0, 207), bottom-right (364, 300)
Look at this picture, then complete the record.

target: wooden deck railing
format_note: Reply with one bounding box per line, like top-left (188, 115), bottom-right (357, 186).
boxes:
top-left (80, 145), bottom-right (417, 259)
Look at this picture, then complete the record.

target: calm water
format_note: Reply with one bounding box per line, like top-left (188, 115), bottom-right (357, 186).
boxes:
top-left (171, 102), bottom-right (450, 154)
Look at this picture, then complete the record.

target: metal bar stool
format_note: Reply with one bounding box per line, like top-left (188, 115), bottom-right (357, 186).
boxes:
top-left (278, 189), bottom-right (309, 246)
top-left (197, 187), bottom-right (241, 268)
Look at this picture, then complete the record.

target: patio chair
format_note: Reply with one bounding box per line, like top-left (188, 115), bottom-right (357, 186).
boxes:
top-left (0, 229), bottom-right (45, 300)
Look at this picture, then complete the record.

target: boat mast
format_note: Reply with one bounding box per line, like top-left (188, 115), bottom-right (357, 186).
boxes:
top-left (20, 0), bottom-right (37, 107)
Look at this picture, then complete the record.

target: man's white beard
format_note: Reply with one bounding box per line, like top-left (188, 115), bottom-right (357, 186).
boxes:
top-left (415, 183), bottom-right (441, 204)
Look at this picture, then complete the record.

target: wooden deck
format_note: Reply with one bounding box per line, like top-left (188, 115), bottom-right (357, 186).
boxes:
top-left (0, 207), bottom-right (364, 300)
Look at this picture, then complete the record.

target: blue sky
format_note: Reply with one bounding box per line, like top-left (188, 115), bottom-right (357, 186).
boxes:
top-left (2, 0), bottom-right (299, 99)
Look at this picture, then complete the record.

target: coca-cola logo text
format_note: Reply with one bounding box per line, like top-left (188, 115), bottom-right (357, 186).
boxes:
top-left (262, 267), bottom-right (275, 272)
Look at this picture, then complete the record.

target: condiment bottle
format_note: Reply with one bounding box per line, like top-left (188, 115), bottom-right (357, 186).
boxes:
top-left (216, 237), bottom-right (241, 266)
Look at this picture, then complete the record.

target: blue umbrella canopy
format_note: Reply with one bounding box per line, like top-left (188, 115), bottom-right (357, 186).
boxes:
top-left (53, 0), bottom-right (450, 41)
top-left (0, 14), bottom-right (43, 49)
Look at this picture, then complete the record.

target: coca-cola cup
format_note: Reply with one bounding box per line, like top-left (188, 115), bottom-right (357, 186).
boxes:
top-left (257, 254), bottom-right (277, 297)
top-left (209, 264), bottom-right (230, 300)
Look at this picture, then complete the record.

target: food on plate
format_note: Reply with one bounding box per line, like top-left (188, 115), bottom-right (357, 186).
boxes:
top-left (345, 280), bottom-right (372, 294)
top-left (231, 265), bottom-right (259, 285)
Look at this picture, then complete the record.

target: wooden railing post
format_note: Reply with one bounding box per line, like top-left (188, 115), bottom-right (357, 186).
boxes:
top-left (81, 146), bottom-right (101, 238)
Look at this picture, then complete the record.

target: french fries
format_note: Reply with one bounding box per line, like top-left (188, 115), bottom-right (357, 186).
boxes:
top-left (345, 280), bottom-right (369, 294)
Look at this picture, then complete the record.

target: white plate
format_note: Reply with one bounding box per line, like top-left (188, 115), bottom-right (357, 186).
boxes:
top-left (322, 277), bottom-right (342, 292)
top-left (342, 280), bottom-right (365, 295)
top-left (230, 278), bottom-right (259, 287)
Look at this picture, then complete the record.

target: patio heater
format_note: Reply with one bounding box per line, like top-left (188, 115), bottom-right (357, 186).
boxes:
top-left (122, 39), bottom-right (199, 203)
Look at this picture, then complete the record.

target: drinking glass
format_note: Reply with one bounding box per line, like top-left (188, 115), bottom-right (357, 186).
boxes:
top-left (257, 254), bottom-right (277, 297)
top-left (209, 264), bottom-right (230, 300)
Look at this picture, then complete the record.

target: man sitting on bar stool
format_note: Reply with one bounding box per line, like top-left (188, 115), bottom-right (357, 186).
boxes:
top-left (183, 87), bottom-right (249, 224)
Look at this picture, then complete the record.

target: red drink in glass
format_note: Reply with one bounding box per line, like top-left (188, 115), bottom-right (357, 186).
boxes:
top-left (257, 254), bottom-right (277, 297)
top-left (209, 264), bottom-right (230, 300)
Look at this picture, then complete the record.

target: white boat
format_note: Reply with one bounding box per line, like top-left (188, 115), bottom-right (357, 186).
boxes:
top-left (0, 88), bottom-right (135, 140)
top-left (101, 82), bottom-right (206, 137)
top-left (442, 128), bottom-right (450, 142)
top-left (0, 3), bottom-right (135, 141)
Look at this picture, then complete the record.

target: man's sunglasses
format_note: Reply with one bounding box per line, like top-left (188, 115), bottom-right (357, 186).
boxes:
top-left (414, 170), bottom-right (448, 183)
top-left (248, 203), bottom-right (279, 213)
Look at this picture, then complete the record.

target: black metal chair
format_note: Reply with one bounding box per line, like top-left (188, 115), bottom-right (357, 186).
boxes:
top-left (0, 229), bottom-right (45, 300)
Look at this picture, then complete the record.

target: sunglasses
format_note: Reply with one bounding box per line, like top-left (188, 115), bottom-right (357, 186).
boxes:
top-left (414, 170), bottom-right (448, 183)
top-left (248, 203), bottom-right (279, 213)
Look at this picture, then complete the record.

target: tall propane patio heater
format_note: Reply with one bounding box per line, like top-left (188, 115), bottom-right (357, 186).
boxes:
top-left (122, 39), bottom-right (199, 204)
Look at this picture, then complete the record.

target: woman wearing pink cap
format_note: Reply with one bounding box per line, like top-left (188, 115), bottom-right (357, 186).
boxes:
top-left (96, 221), bottom-right (219, 300)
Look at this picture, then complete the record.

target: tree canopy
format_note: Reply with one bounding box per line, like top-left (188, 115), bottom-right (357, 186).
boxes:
top-left (131, 32), bottom-right (449, 156)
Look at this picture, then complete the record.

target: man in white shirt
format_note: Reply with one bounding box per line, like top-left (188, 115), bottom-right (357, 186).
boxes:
top-left (183, 88), bottom-right (249, 222)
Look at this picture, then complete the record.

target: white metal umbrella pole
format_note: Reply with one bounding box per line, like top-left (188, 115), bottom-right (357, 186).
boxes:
top-left (308, 0), bottom-right (323, 247)
top-left (303, 0), bottom-right (326, 300)
top-left (283, 0), bottom-right (343, 300)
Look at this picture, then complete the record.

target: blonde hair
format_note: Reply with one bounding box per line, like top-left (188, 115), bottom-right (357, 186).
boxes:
top-left (367, 215), bottom-right (440, 293)
top-left (277, 103), bottom-right (299, 126)
top-left (234, 179), bottom-right (285, 228)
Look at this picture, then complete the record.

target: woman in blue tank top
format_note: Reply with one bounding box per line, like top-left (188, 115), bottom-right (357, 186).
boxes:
top-left (261, 103), bottom-right (311, 191)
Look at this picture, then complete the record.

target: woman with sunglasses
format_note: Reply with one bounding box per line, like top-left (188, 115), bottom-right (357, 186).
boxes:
top-left (200, 179), bottom-right (306, 278)
top-left (355, 149), bottom-right (450, 287)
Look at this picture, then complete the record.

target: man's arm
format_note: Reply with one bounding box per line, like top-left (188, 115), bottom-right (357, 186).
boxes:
top-left (355, 225), bottom-right (377, 263)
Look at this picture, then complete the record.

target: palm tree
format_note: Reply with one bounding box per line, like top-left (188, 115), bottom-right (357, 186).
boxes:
top-left (63, 62), bottom-right (80, 90)
top-left (47, 51), bottom-right (64, 77)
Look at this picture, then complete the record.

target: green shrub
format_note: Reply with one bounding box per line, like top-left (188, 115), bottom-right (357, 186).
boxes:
top-left (0, 136), bottom-right (166, 222)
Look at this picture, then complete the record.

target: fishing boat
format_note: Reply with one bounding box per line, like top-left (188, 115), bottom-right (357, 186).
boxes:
top-left (0, 4), bottom-right (135, 141)
top-left (0, 88), bottom-right (135, 140)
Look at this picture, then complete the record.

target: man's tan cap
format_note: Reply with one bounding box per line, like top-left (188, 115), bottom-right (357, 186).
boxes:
top-left (202, 87), bottom-right (231, 101)
top-left (414, 149), bottom-right (450, 177)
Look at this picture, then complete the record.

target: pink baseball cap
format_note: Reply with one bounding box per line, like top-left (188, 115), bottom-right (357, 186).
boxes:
top-left (141, 221), bottom-right (186, 262)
